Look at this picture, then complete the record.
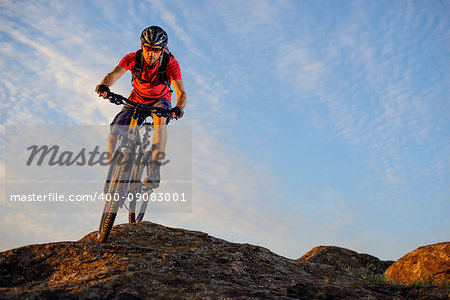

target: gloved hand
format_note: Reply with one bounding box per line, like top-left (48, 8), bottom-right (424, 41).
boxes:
top-left (95, 84), bottom-right (110, 99)
top-left (170, 106), bottom-right (184, 119)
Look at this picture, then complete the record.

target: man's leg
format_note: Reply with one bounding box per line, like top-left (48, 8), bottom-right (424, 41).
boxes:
top-left (151, 114), bottom-right (167, 162)
top-left (108, 134), bottom-right (118, 161)
top-left (144, 114), bottom-right (167, 188)
top-left (108, 106), bottom-right (132, 160)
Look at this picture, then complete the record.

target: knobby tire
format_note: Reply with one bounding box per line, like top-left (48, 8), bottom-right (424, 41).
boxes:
top-left (98, 149), bottom-right (134, 242)
top-left (128, 150), bottom-right (152, 223)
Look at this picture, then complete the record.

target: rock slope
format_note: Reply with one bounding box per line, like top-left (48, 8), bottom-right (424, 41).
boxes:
top-left (298, 245), bottom-right (394, 276)
top-left (385, 242), bottom-right (450, 286)
top-left (0, 222), bottom-right (449, 299)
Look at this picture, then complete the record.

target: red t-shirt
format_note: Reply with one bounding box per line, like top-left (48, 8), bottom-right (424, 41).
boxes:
top-left (118, 51), bottom-right (182, 103)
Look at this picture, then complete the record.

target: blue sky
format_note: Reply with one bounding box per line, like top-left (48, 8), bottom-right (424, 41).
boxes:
top-left (0, 0), bottom-right (449, 260)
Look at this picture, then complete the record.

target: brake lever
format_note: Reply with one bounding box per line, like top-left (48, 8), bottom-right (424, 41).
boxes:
top-left (109, 95), bottom-right (123, 105)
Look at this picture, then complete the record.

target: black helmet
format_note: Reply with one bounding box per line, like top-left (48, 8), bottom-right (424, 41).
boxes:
top-left (140, 26), bottom-right (168, 48)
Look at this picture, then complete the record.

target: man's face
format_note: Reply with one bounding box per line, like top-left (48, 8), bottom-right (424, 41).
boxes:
top-left (141, 43), bottom-right (163, 65)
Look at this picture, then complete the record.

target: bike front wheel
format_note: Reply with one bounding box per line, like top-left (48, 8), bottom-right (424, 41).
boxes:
top-left (98, 149), bottom-right (134, 242)
top-left (128, 150), bottom-right (152, 223)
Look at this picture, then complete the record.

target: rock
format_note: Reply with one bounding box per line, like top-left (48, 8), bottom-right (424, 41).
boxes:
top-left (0, 221), bottom-right (448, 299)
top-left (385, 242), bottom-right (450, 286)
top-left (298, 245), bottom-right (394, 276)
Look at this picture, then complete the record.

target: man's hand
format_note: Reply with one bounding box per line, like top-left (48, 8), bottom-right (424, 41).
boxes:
top-left (171, 79), bottom-right (186, 120)
top-left (170, 106), bottom-right (184, 119)
top-left (95, 84), bottom-right (110, 99)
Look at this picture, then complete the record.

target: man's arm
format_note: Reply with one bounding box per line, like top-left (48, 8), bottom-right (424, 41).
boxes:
top-left (96, 65), bottom-right (127, 98)
top-left (171, 79), bottom-right (187, 119)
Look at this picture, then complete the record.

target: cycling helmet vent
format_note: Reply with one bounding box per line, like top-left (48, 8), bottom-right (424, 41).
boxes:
top-left (140, 26), bottom-right (168, 48)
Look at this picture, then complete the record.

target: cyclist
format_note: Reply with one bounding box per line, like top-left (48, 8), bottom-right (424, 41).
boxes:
top-left (96, 26), bottom-right (186, 189)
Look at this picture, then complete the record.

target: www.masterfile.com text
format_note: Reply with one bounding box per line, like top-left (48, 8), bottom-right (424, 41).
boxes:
top-left (9, 192), bottom-right (187, 203)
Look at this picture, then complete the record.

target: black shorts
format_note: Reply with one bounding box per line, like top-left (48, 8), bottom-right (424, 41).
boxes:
top-left (110, 99), bottom-right (172, 136)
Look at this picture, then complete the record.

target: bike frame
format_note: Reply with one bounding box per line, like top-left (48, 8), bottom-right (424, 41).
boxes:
top-left (98, 91), bottom-right (170, 242)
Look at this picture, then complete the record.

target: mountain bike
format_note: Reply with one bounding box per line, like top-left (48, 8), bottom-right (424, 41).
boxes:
top-left (98, 91), bottom-right (171, 242)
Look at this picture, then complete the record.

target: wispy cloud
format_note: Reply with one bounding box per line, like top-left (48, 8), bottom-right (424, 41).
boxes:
top-left (148, 0), bottom-right (199, 55)
top-left (273, 0), bottom-right (450, 209)
top-left (0, 1), bottom-right (118, 125)
top-left (277, 45), bottom-right (327, 93)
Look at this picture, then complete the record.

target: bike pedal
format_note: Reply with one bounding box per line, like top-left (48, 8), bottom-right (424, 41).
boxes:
top-left (141, 184), bottom-right (153, 194)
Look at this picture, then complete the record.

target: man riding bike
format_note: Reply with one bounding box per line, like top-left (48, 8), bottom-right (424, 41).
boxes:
top-left (96, 26), bottom-right (187, 189)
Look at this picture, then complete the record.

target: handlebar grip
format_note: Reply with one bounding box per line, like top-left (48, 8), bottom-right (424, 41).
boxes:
top-left (106, 92), bottom-right (123, 105)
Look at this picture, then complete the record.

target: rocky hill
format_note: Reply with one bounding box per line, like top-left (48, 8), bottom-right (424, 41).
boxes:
top-left (385, 242), bottom-right (450, 286)
top-left (0, 222), bottom-right (449, 299)
top-left (298, 245), bottom-right (394, 276)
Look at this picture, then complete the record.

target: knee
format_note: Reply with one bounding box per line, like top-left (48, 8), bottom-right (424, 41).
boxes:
top-left (153, 116), bottom-right (167, 126)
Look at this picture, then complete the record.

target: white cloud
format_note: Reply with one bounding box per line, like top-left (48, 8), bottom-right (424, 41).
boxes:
top-left (277, 46), bottom-right (327, 93)
top-left (273, 1), bottom-right (449, 210)
top-left (148, 0), bottom-right (199, 55)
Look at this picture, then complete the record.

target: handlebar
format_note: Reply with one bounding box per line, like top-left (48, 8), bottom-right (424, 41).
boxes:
top-left (104, 91), bottom-right (171, 114)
